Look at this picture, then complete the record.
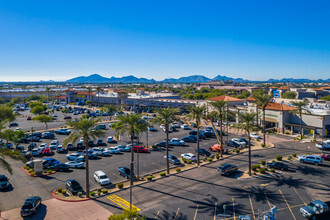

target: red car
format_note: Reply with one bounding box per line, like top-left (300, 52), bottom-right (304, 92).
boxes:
top-left (321, 154), bottom-right (330, 161)
top-left (133, 146), bottom-right (148, 153)
top-left (209, 144), bottom-right (224, 152)
top-left (27, 116), bottom-right (32, 120)
top-left (43, 148), bottom-right (52, 156)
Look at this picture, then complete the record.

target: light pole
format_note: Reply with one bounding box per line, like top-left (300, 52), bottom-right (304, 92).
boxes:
top-left (146, 112), bottom-right (149, 147)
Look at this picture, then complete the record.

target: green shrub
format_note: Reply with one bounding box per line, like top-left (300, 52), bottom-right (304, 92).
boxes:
top-left (235, 149), bottom-right (240, 153)
top-left (251, 165), bottom-right (257, 171)
top-left (272, 160), bottom-right (275, 163)
top-left (47, 170), bottom-right (52, 174)
top-left (260, 160), bottom-right (266, 165)
top-left (203, 158), bottom-right (207, 161)
top-left (146, 175), bottom-right (153, 181)
top-left (216, 154), bottom-right (220, 159)
top-left (24, 166), bottom-right (29, 170)
top-left (117, 183), bottom-right (124, 189)
top-left (160, 172), bottom-right (166, 177)
top-left (62, 190), bottom-right (66, 195)
top-left (270, 168), bottom-right (275, 173)
top-left (102, 189), bottom-right (108, 194)
top-left (57, 188), bottom-right (62, 193)
top-left (253, 172), bottom-right (257, 175)
top-left (152, 145), bottom-right (157, 149)
top-left (176, 168), bottom-right (181, 172)
top-left (182, 158), bottom-right (187, 163)
top-left (275, 155), bottom-right (282, 161)
top-left (28, 169), bottom-right (33, 173)
top-left (255, 164), bottom-right (261, 169)
top-left (78, 192), bottom-right (83, 197)
top-left (187, 160), bottom-right (192, 164)
top-left (90, 192), bottom-right (95, 197)
top-left (292, 153), bottom-right (297, 157)
top-left (30, 172), bottom-right (35, 175)
top-left (208, 158), bottom-right (213, 162)
top-left (287, 156), bottom-right (292, 160)
top-left (306, 153), bottom-right (310, 155)
top-left (97, 191), bottom-right (101, 196)
top-left (259, 168), bottom-right (266, 174)
top-left (261, 143), bottom-right (265, 148)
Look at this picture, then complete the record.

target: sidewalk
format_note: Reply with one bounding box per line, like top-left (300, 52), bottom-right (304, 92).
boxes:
top-left (1, 198), bottom-right (112, 220)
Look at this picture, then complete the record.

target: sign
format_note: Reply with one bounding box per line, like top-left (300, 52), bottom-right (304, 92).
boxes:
top-left (34, 160), bottom-right (43, 176)
top-left (76, 95), bottom-right (86, 98)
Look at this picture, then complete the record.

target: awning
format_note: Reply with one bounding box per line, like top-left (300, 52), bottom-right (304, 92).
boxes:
top-left (284, 123), bottom-right (322, 130)
top-left (264, 117), bottom-right (278, 123)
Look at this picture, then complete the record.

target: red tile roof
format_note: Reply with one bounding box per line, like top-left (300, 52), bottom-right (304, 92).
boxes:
top-left (207, 95), bottom-right (244, 102)
top-left (77, 91), bottom-right (94, 96)
top-left (279, 86), bottom-right (288, 90)
top-left (116, 90), bottom-right (128, 93)
top-left (55, 96), bottom-right (65, 100)
top-left (246, 97), bottom-right (257, 102)
top-left (263, 103), bottom-right (296, 111)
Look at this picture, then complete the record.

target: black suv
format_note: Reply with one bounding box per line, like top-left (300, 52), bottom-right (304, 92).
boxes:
top-left (225, 141), bottom-right (240, 148)
top-left (266, 162), bottom-right (288, 171)
top-left (217, 164), bottom-right (238, 176)
top-left (66, 179), bottom-right (83, 195)
top-left (0, 175), bottom-right (10, 190)
top-left (196, 148), bottom-right (211, 157)
top-left (20, 196), bottom-right (42, 217)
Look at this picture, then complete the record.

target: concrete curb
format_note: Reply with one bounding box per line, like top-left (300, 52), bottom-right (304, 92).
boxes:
top-left (51, 190), bottom-right (91, 202)
top-left (21, 166), bottom-right (56, 177)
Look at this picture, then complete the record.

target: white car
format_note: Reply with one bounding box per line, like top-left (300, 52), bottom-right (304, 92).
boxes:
top-left (169, 138), bottom-right (185, 146)
top-left (160, 124), bottom-right (165, 130)
top-left (40, 143), bottom-right (48, 148)
top-left (250, 133), bottom-right (261, 139)
top-left (94, 171), bottom-right (111, 185)
top-left (65, 161), bottom-right (84, 169)
top-left (49, 140), bottom-right (59, 149)
top-left (181, 153), bottom-right (197, 162)
top-left (171, 122), bottom-right (180, 128)
top-left (107, 136), bottom-right (117, 143)
top-left (80, 137), bottom-right (84, 142)
top-left (66, 153), bottom-right (85, 162)
top-left (106, 147), bottom-right (120, 154)
top-left (116, 145), bottom-right (131, 152)
top-left (15, 127), bottom-right (21, 131)
top-left (181, 124), bottom-right (189, 130)
top-left (232, 138), bottom-right (247, 146)
top-left (92, 147), bottom-right (111, 156)
top-left (315, 140), bottom-right (330, 150)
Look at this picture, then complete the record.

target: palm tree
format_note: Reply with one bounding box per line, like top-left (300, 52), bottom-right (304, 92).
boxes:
top-left (231, 112), bottom-right (258, 176)
top-left (152, 108), bottom-right (179, 174)
top-left (101, 105), bottom-right (118, 121)
top-left (63, 118), bottom-right (106, 198)
top-left (87, 87), bottom-right (93, 107)
top-left (96, 86), bottom-right (102, 108)
top-left (185, 105), bottom-right (207, 166)
top-left (210, 101), bottom-right (228, 158)
top-left (45, 87), bottom-right (51, 102)
top-left (114, 114), bottom-right (147, 211)
top-left (254, 94), bottom-right (273, 146)
top-left (290, 100), bottom-right (309, 140)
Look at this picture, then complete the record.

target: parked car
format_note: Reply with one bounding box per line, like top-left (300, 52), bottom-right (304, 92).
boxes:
top-left (107, 136), bottom-right (117, 143)
top-left (43, 158), bottom-right (60, 168)
top-left (94, 170), bottom-right (111, 185)
top-left (49, 140), bottom-right (59, 150)
top-left (66, 153), bottom-right (85, 162)
top-left (169, 138), bottom-right (185, 146)
top-left (298, 155), bottom-right (323, 166)
top-left (65, 161), bottom-right (84, 169)
top-left (148, 127), bottom-right (157, 132)
top-left (192, 134), bottom-right (206, 140)
top-left (181, 124), bottom-right (189, 130)
top-left (81, 150), bottom-right (98, 159)
top-left (31, 149), bottom-right (41, 157)
top-left (133, 146), bottom-right (148, 153)
top-left (250, 133), bottom-right (261, 139)
top-left (27, 116), bottom-right (32, 120)
top-left (42, 132), bottom-right (55, 139)
top-left (181, 136), bottom-right (197, 143)
top-left (0, 175), bottom-right (11, 190)
top-left (266, 162), bottom-right (289, 171)
top-left (96, 139), bottom-right (104, 146)
top-left (21, 150), bottom-right (31, 158)
top-left (64, 116), bottom-right (72, 120)
top-left (232, 138), bottom-right (247, 146)
top-left (217, 164), bottom-right (238, 176)
top-left (181, 153), bottom-right (197, 162)
top-left (118, 167), bottom-right (135, 179)
top-left (321, 153), bottom-right (330, 161)
top-left (76, 141), bottom-right (84, 150)
top-left (49, 163), bottom-right (70, 171)
top-left (225, 141), bottom-right (240, 148)
top-left (209, 144), bottom-right (224, 152)
top-left (95, 124), bottom-right (106, 130)
top-left (155, 141), bottom-right (167, 147)
top-left (116, 145), bottom-right (131, 152)
top-left (28, 143), bottom-right (37, 151)
top-left (196, 148), bottom-right (211, 157)
top-left (315, 141), bottom-right (330, 150)
top-left (43, 148), bottom-right (53, 156)
top-left (66, 179), bottom-right (83, 195)
top-left (9, 122), bottom-right (19, 127)
top-left (164, 155), bottom-right (180, 165)
top-left (55, 128), bottom-right (71, 135)
top-left (92, 147), bottom-right (111, 156)
top-left (56, 145), bottom-right (67, 153)
top-left (39, 143), bottom-right (48, 148)
top-left (20, 196), bottom-right (42, 217)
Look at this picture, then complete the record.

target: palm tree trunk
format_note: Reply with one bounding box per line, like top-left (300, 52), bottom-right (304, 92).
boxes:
top-left (84, 137), bottom-right (90, 198)
top-left (130, 135), bottom-right (134, 211)
top-left (300, 111), bottom-right (303, 140)
top-left (256, 104), bottom-right (259, 127)
top-left (248, 135), bottom-right (252, 176)
top-left (220, 112), bottom-right (223, 158)
top-left (45, 122), bottom-right (48, 130)
top-left (196, 125), bottom-right (200, 166)
top-left (166, 128), bottom-right (169, 174)
top-left (263, 108), bottom-right (266, 146)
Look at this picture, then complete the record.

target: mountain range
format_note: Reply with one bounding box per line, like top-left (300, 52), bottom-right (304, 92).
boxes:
top-left (66, 74), bottom-right (330, 84)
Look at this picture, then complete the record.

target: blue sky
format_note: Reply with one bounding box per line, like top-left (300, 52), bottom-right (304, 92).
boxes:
top-left (0, 0), bottom-right (330, 82)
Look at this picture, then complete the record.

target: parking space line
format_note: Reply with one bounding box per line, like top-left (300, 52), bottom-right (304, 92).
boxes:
top-left (107, 194), bottom-right (141, 211)
top-left (293, 187), bottom-right (307, 206)
top-left (264, 192), bottom-right (272, 209)
top-left (279, 190), bottom-right (296, 220)
top-left (248, 195), bottom-right (255, 220)
top-left (194, 204), bottom-right (199, 220)
top-left (232, 198), bottom-right (236, 220)
top-left (214, 202), bottom-right (217, 220)
top-left (277, 204), bottom-right (305, 211)
top-left (154, 211), bottom-right (160, 219)
top-left (174, 208), bottom-right (180, 220)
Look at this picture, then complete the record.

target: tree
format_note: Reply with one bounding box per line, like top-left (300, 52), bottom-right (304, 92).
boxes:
top-left (185, 105), bottom-right (207, 166)
top-left (61, 108), bottom-right (69, 116)
top-left (31, 105), bottom-right (46, 115)
top-left (254, 94), bottom-right (273, 146)
top-left (108, 208), bottom-right (143, 220)
top-left (152, 108), bottom-right (179, 174)
top-left (86, 100), bottom-right (92, 108)
top-left (0, 105), bottom-right (16, 122)
top-left (210, 101), bottom-right (228, 158)
top-left (321, 95), bottom-right (330, 101)
top-left (63, 118), bottom-right (106, 198)
top-left (1, 129), bottom-right (14, 145)
top-left (101, 105), bottom-right (117, 121)
top-left (290, 100), bottom-right (309, 140)
top-left (12, 130), bottom-right (26, 148)
top-left (33, 115), bottom-right (53, 130)
top-left (96, 86), bottom-right (102, 107)
top-left (231, 112), bottom-right (258, 176)
top-left (114, 114), bottom-right (147, 211)
top-left (282, 91), bottom-right (297, 99)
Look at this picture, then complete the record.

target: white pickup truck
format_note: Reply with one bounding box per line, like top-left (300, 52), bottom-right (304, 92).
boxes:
top-left (315, 140), bottom-right (330, 150)
top-left (298, 155), bottom-right (323, 166)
